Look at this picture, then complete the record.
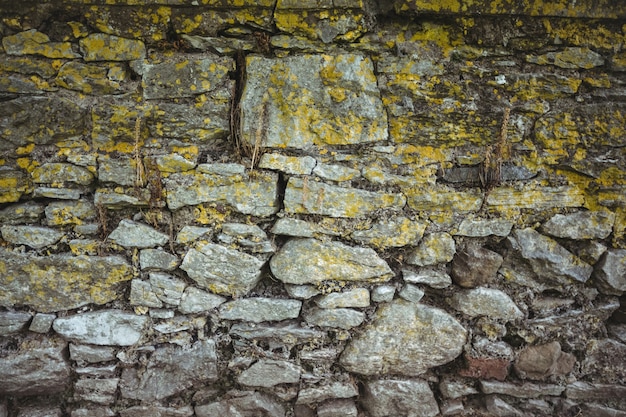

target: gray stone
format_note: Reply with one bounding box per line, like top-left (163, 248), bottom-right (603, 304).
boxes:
top-left (258, 153), bottom-right (317, 175)
top-left (580, 404), bottom-right (626, 417)
top-left (53, 310), bottom-right (149, 346)
top-left (32, 162), bottom-right (94, 186)
top-left (195, 391), bottom-right (285, 417)
top-left (130, 279), bottom-right (163, 308)
top-left (45, 200), bottom-right (96, 226)
top-left (149, 309), bottom-right (175, 319)
top-left (165, 169), bottom-right (279, 216)
top-left (71, 408), bottom-right (115, 417)
top-left (33, 187), bottom-right (82, 200)
top-left (75, 364), bottom-right (117, 377)
top-left (178, 286), bottom-right (227, 314)
top-left (79, 33), bottom-right (146, 62)
top-left (296, 381), bottom-right (358, 405)
top-left (340, 300), bottom-right (467, 376)
top-left (140, 249), bottom-right (179, 271)
top-left (74, 378), bottom-right (118, 404)
top-left (313, 163), bottom-right (360, 182)
top-left (156, 154), bottom-right (197, 173)
top-left (218, 222), bottom-right (274, 254)
top-left (175, 225), bottom-right (212, 244)
top-left (361, 378), bottom-right (439, 417)
top-left (241, 54), bottom-right (387, 150)
top-left (149, 272), bottom-right (186, 306)
top-left (439, 376), bottom-right (479, 399)
top-left (304, 307), bottom-right (365, 329)
top-left (284, 178), bottom-right (406, 218)
top-left (1, 225), bottom-right (64, 249)
top-left (270, 218), bottom-right (340, 238)
top-left (118, 406), bottom-right (194, 417)
top-left (406, 232), bottom-right (456, 266)
top-left (28, 313), bottom-right (55, 333)
top-left (150, 99), bottom-right (231, 143)
top-left (451, 245), bottom-right (503, 288)
top-left (450, 287), bottom-right (523, 321)
top-left (237, 359), bottom-right (301, 387)
top-left (182, 34), bottom-right (256, 54)
top-left (485, 396), bottom-right (523, 417)
top-left (16, 406), bottom-right (63, 417)
top-left (581, 338), bottom-right (626, 383)
top-left (455, 217), bottom-right (514, 237)
top-left (316, 399), bottom-right (357, 417)
top-left (351, 217), bottom-right (426, 249)
top-left (0, 250), bottom-right (132, 313)
top-left (285, 284), bottom-right (321, 299)
top-left (399, 284), bottom-right (425, 302)
top-left (69, 344), bottom-right (117, 365)
top-left (566, 381), bottom-right (626, 400)
top-left (486, 186), bottom-right (585, 210)
top-left (94, 188), bottom-right (150, 208)
top-left (512, 228), bottom-right (593, 285)
top-left (108, 219), bottom-right (169, 248)
top-left (371, 285), bottom-right (396, 302)
top-left (230, 322), bottom-right (325, 344)
top-left (219, 298), bottom-right (302, 323)
top-left (153, 316), bottom-right (205, 335)
top-left (270, 238), bottom-right (393, 285)
top-left (439, 399), bottom-right (465, 416)
top-left (480, 380), bottom-right (565, 398)
top-left (403, 268), bottom-right (452, 289)
top-left (526, 47), bottom-right (604, 69)
top-left (98, 157), bottom-right (135, 186)
top-left (541, 211), bottom-right (615, 240)
top-left (0, 311), bottom-right (31, 335)
top-left (0, 336), bottom-right (70, 396)
top-left (608, 323), bottom-right (626, 343)
top-left (594, 249), bottom-right (626, 294)
top-left (121, 340), bottom-right (217, 401)
top-left (181, 243), bottom-right (265, 297)
top-left (0, 201), bottom-right (44, 225)
top-left (315, 288), bottom-right (369, 308)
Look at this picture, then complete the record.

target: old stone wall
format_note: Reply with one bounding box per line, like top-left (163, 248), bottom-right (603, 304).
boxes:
top-left (1, 0), bottom-right (625, 416)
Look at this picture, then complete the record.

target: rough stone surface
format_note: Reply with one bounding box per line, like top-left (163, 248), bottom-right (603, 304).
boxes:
top-left (450, 287), bottom-right (523, 321)
top-left (361, 379), bottom-right (439, 417)
top-left (593, 249), bottom-right (626, 295)
top-left (28, 313), bottom-right (55, 334)
top-left (403, 269), bottom-right (452, 289)
top-left (219, 298), bottom-right (302, 323)
top-left (140, 249), bottom-right (179, 271)
top-left (74, 378), bottom-right (119, 404)
top-left (455, 217), bottom-right (514, 237)
top-left (270, 238), bottom-right (393, 285)
top-left (304, 307), bottom-right (365, 329)
top-left (237, 359), bottom-right (301, 387)
top-left (69, 344), bottom-right (117, 365)
top-left (0, 311), bottom-right (31, 335)
top-left (351, 217), bottom-right (426, 248)
top-left (406, 232), bottom-right (456, 266)
top-left (541, 211), bottom-right (615, 240)
top-left (53, 310), bottom-right (149, 346)
top-left (108, 219), bottom-right (169, 248)
top-left (340, 300), bottom-right (467, 376)
top-left (480, 380), bottom-right (565, 398)
top-left (1, 225), bottom-right (64, 249)
top-left (118, 406), bottom-right (193, 417)
top-left (79, 33), bottom-right (146, 62)
top-left (514, 341), bottom-right (576, 380)
top-left (580, 338), bottom-right (626, 383)
top-left (296, 381), bottom-right (358, 405)
top-left (451, 245), bottom-right (503, 288)
top-left (178, 286), bottom-right (227, 314)
top-left (195, 391), bottom-right (285, 417)
top-left (315, 288), bottom-right (370, 308)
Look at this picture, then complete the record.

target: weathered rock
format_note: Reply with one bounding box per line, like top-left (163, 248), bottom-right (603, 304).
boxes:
top-left (45, 200), bottom-right (96, 226)
top-left (580, 338), bottom-right (626, 383)
top-left (97, 157), bottom-right (135, 186)
top-left (53, 310), bottom-right (149, 346)
top-left (284, 178), bottom-right (406, 218)
top-left (296, 381), bottom-right (358, 405)
top-left (79, 33), bottom-right (146, 62)
top-left (361, 379), bottom-right (439, 417)
top-left (219, 298), bottom-right (302, 323)
top-left (526, 47), bottom-right (604, 69)
top-left (130, 279), bottom-right (162, 308)
top-left (121, 340), bottom-right (217, 401)
top-left (270, 238), bottom-right (393, 285)
top-left (237, 359), bottom-right (301, 387)
top-left (451, 245), bottom-right (504, 288)
top-left (0, 336), bottom-right (70, 396)
top-left (2, 29), bottom-right (79, 59)
top-left (181, 243), bottom-right (265, 297)
top-left (0, 249), bottom-right (132, 312)
top-left (439, 376), bottom-right (479, 399)
top-left (313, 163), bottom-right (360, 182)
top-left (485, 395), bottom-right (523, 417)
top-left (195, 391), bottom-right (285, 417)
top-left (270, 218), bottom-right (341, 238)
top-left (71, 408), bottom-right (115, 417)
top-left (566, 381), bottom-right (626, 400)
top-left (1, 225), bottom-right (64, 249)
top-left (304, 307), bottom-right (365, 329)
top-left (315, 288), bottom-right (370, 308)
top-left (486, 186), bottom-right (585, 210)
top-left (405, 187), bottom-right (483, 213)
top-left (316, 400), bottom-right (357, 417)
top-left (450, 287), bottom-right (523, 321)
top-left (150, 99), bottom-right (231, 142)
top-left (69, 344), bottom-right (117, 365)
top-left (149, 272), bottom-right (186, 306)
top-left (455, 217), bottom-right (514, 237)
top-left (140, 249), bottom-right (179, 271)
top-left (218, 222), bottom-right (274, 254)
top-left (56, 61), bottom-right (127, 95)
top-left (541, 211), bottom-right (615, 240)
top-left (406, 232), bottom-right (456, 266)
top-left (108, 219), bottom-right (169, 248)
top-left (28, 313), bottom-right (55, 333)
top-left (15, 406), bottom-right (63, 417)
top-left (399, 284), bottom-right (425, 302)
top-left (579, 404), bottom-right (626, 417)
top-left (351, 217), bottom-right (426, 249)
top-left (118, 406), bottom-right (194, 417)
top-left (514, 341), bottom-right (576, 380)
top-left (258, 153), bottom-right (317, 175)
top-left (0, 170), bottom-right (30, 203)
top-left (0, 201), bottom-right (44, 225)
top-left (340, 300), bottom-right (467, 376)
top-left (371, 284), bottom-right (396, 302)
top-left (74, 378), bottom-right (118, 404)
top-left (241, 54), bottom-right (387, 149)
top-left (480, 380), bottom-right (565, 398)
top-left (230, 322), bottom-right (325, 344)
top-left (403, 268), bottom-right (452, 289)
top-left (593, 249), bottom-right (626, 295)
top-left (32, 163), bottom-right (94, 186)
top-left (0, 311), bottom-right (31, 335)
top-left (178, 286), bottom-right (227, 314)
top-left (512, 228), bottom-right (593, 285)
top-left (285, 284), bottom-right (321, 299)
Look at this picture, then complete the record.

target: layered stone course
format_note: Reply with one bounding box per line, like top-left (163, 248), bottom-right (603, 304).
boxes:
top-left (0, 1), bottom-right (625, 416)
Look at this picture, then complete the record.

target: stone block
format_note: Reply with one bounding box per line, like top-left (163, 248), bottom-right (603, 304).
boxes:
top-left (53, 310), bottom-right (148, 346)
top-left (79, 33), bottom-right (146, 61)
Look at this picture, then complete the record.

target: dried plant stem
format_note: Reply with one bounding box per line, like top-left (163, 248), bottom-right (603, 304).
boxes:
top-left (134, 116), bottom-right (146, 188)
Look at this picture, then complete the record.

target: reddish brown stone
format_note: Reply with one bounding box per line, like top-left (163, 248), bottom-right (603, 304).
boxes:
top-left (514, 341), bottom-right (576, 380)
top-left (459, 354), bottom-right (510, 381)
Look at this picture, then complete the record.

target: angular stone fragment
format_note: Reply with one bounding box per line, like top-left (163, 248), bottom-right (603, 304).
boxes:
top-left (313, 163), bottom-right (360, 182)
top-left (526, 47), bottom-right (604, 69)
top-left (0, 250), bottom-right (132, 312)
top-left (53, 310), bottom-right (148, 346)
top-left (118, 406), bottom-right (194, 417)
top-left (439, 376), bottom-right (479, 399)
top-left (74, 378), bottom-right (119, 404)
top-left (150, 99), bottom-right (231, 143)
top-left (406, 232), bottom-right (456, 266)
top-left (45, 200), bottom-right (96, 226)
top-left (130, 279), bottom-right (162, 308)
top-left (340, 300), bottom-right (466, 375)
top-left (512, 228), bottom-right (593, 285)
top-left (258, 153), bottom-right (317, 175)
top-left (108, 219), bottom-right (169, 248)
top-left (195, 391), bottom-right (285, 417)
top-left (270, 218), bottom-right (340, 238)
top-left (181, 242), bottom-right (265, 297)
top-left (32, 163), bottom-right (94, 186)
top-left (487, 186), bottom-right (585, 209)
top-left (406, 187), bottom-right (483, 213)
top-left (284, 178), bottom-right (406, 218)
top-left (0, 201), bottom-right (44, 225)
top-left (230, 322), bottom-right (324, 344)
top-left (285, 284), bottom-right (321, 299)
top-left (97, 157), bottom-right (135, 186)
top-left (362, 379), bottom-right (439, 417)
top-left (0, 336), bottom-right (70, 396)
top-left (565, 381), bottom-right (626, 400)
top-left (218, 223), bottom-right (274, 254)
top-left (178, 287), bottom-right (227, 314)
top-left (1, 225), bottom-right (64, 249)
top-left (450, 287), bottom-right (523, 321)
top-left (79, 33), bottom-right (146, 62)
top-left (296, 381), bottom-right (358, 405)
top-left (581, 338), bottom-right (626, 383)
top-left (399, 284), bottom-right (425, 302)
top-left (270, 238), bottom-right (393, 285)
top-left (237, 359), bottom-right (301, 387)
top-left (69, 344), bottom-right (117, 365)
top-left (541, 211), bottom-right (615, 240)
top-left (304, 307), bottom-right (365, 329)
top-left (2, 29), bottom-right (79, 58)
top-left (514, 341), bottom-right (575, 380)
top-left (451, 245), bottom-right (503, 288)
top-left (241, 54), bottom-right (387, 149)
top-left (371, 285), bottom-right (396, 302)
top-left (316, 399), bottom-right (357, 417)
top-left (29, 313), bottom-right (55, 333)
top-left (351, 216), bottom-right (426, 248)
top-left (140, 249), bottom-right (179, 271)
top-left (485, 396), bottom-right (523, 417)
top-left (403, 269), bottom-right (452, 289)
top-left (456, 217), bottom-right (513, 237)
top-left (121, 340), bottom-right (217, 401)
top-left (56, 61), bottom-right (127, 95)
top-left (219, 298), bottom-right (302, 323)
top-left (0, 311), bottom-right (31, 335)
top-left (0, 170), bottom-right (30, 203)
top-left (480, 380), bottom-right (565, 398)
top-left (593, 249), bottom-right (626, 295)
top-left (149, 272), bottom-right (186, 305)
top-left (315, 288), bottom-right (370, 308)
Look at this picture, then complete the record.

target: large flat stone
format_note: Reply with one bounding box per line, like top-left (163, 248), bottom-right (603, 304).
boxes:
top-left (237, 359), bottom-right (301, 387)
top-left (449, 287), bottom-right (523, 321)
top-left (0, 249), bottom-right (132, 313)
top-left (195, 391), bottom-right (285, 417)
top-left (218, 298), bottom-right (302, 323)
top-left (53, 310), bottom-right (149, 346)
top-left (108, 219), bottom-right (169, 248)
top-left (1, 225), bottom-right (64, 249)
top-left (339, 300), bottom-right (467, 376)
top-left (361, 379), bottom-right (439, 417)
top-left (270, 238), bottom-right (393, 285)
top-left (594, 249), bottom-right (626, 295)
top-left (541, 211), bottom-right (615, 240)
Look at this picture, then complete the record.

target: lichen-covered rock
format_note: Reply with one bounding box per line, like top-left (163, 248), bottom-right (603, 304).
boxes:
top-left (258, 153), bottom-right (317, 175)
top-left (237, 359), bottom-right (301, 388)
top-left (108, 219), bottom-right (169, 248)
top-left (406, 232), bottom-right (456, 266)
top-left (339, 300), bottom-right (467, 375)
top-left (79, 33), bottom-right (146, 62)
top-left (56, 61), bottom-right (127, 95)
top-left (593, 249), bottom-right (626, 295)
top-left (541, 211), bottom-right (615, 240)
top-left (45, 200), bottom-right (96, 226)
top-left (449, 287), bottom-right (523, 321)
top-left (0, 336), bottom-right (70, 396)
top-left (218, 298), bottom-right (302, 323)
top-left (486, 186), bottom-right (585, 210)
top-left (195, 391), bottom-right (285, 417)
top-left (315, 288), bottom-right (370, 308)
top-left (181, 242), bottom-right (265, 297)
top-left (120, 340), bottom-right (217, 401)
top-left (0, 170), bottom-right (31, 203)
top-left (580, 338), bottom-right (626, 383)
top-left (1, 225), bottom-right (64, 249)
top-left (0, 201), bottom-right (44, 225)
top-left (0, 249), bottom-right (132, 312)
top-left (351, 216), bottom-right (426, 248)
top-left (455, 217), bottom-right (514, 237)
top-left (241, 54), bottom-right (387, 149)
top-left (32, 163), bottom-right (94, 186)
top-left (53, 310), bottom-right (149, 346)
top-left (361, 379), bottom-right (439, 417)
top-left (270, 238), bottom-right (393, 285)
top-left (2, 29), bottom-right (79, 58)
top-left (526, 47), bottom-right (604, 69)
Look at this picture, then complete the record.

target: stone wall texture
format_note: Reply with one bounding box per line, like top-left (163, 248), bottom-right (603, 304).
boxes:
top-left (1, 1), bottom-right (625, 416)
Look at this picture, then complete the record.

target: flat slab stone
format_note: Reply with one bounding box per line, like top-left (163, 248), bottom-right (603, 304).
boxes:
top-left (53, 310), bottom-right (149, 346)
top-left (449, 287), bottom-right (523, 321)
top-left (455, 217), bottom-right (514, 237)
top-left (351, 217), bottom-right (426, 249)
top-left (0, 249), bottom-right (132, 313)
top-left (241, 54), bottom-right (387, 149)
top-left (0, 311), bottom-right (31, 335)
top-left (270, 238), bottom-right (393, 285)
top-left (229, 322), bottom-right (325, 344)
top-left (541, 211), bottom-right (615, 240)
top-left (362, 379), bottom-right (439, 417)
top-left (178, 286), bottom-right (227, 314)
top-left (1, 225), bottom-right (64, 249)
top-left (108, 219), bottom-right (169, 248)
top-left (237, 359), bottom-right (301, 387)
top-left (480, 380), bottom-right (565, 398)
top-left (315, 288), bottom-right (370, 308)
top-left (406, 232), bottom-right (456, 266)
top-left (118, 406), bottom-right (194, 417)
top-left (296, 381), bottom-right (358, 405)
top-left (195, 391), bottom-right (285, 417)
top-left (340, 300), bottom-right (467, 376)
top-left (594, 249), bottom-right (626, 295)
top-left (304, 307), bottom-right (365, 329)
top-left (218, 298), bottom-right (302, 323)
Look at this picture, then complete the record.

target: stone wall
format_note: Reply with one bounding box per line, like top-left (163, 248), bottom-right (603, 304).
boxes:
top-left (1, 1), bottom-right (625, 416)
